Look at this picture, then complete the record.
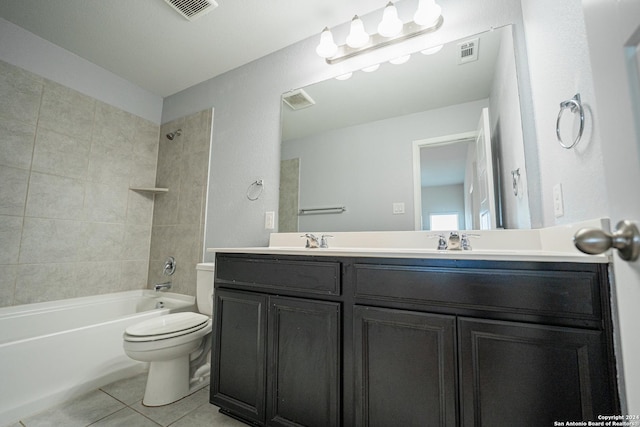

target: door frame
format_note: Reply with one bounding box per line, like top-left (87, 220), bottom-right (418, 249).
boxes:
top-left (412, 131), bottom-right (477, 231)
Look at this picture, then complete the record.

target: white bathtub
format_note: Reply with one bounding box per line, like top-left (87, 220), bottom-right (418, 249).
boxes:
top-left (0, 290), bottom-right (196, 426)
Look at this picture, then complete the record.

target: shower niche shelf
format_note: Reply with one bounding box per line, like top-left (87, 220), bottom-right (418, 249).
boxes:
top-left (129, 187), bottom-right (169, 194)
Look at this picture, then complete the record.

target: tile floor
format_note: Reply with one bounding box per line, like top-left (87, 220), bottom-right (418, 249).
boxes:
top-left (6, 373), bottom-right (247, 427)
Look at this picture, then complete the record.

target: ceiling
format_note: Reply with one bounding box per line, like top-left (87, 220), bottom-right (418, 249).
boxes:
top-left (0, 0), bottom-right (388, 97)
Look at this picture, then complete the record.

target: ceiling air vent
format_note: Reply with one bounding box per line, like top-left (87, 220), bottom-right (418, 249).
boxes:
top-left (282, 89), bottom-right (316, 111)
top-left (457, 37), bottom-right (479, 64)
top-left (163, 0), bottom-right (218, 21)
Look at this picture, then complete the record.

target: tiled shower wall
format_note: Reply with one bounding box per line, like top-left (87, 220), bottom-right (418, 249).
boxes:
top-left (147, 111), bottom-right (212, 296)
top-left (0, 60), bottom-right (160, 307)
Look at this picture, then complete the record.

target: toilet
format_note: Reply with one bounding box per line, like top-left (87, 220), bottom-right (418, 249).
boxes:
top-left (123, 262), bottom-right (215, 406)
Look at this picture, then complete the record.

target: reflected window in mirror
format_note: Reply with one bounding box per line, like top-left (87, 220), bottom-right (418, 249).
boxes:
top-left (429, 213), bottom-right (460, 231)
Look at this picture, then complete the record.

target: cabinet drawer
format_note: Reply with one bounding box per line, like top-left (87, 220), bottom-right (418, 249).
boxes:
top-left (353, 264), bottom-right (601, 323)
top-left (216, 254), bottom-right (341, 296)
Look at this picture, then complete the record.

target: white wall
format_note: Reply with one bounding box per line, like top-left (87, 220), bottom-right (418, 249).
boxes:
top-left (521, 0), bottom-right (608, 226)
top-left (489, 27), bottom-right (532, 229)
top-left (163, 0), bottom-right (531, 253)
top-left (281, 100), bottom-right (487, 232)
top-left (0, 17), bottom-right (162, 124)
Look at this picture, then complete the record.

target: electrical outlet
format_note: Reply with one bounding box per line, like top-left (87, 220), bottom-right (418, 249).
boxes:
top-left (265, 211), bottom-right (275, 229)
top-left (553, 184), bottom-right (564, 217)
top-left (392, 202), bottom-right (405, 215)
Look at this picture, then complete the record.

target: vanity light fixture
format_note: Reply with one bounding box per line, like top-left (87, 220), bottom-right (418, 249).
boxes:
top-left (346, 15), bottom-right (369, 48)
top-left (378, 2), bottom-right (403, 38)
top-left (413, 0), bottom-right (442, 27)
top-left (315, 0), bottom-right (443, 64)
top-left (316, 27), bottom-right (338, 58)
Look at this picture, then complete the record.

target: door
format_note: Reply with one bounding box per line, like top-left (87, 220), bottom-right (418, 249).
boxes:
top-left (581, 0), bottom-right (640, 414)
top-left (458, 318), bottom-right (615, 426)
top-left (353, 306), bottom-right (457, 427)
top-left (267, 296), bottom-right (341, 427)
top-left (475, 107), bottom-right (497, 230)
top-left (211, 290), bottom-right (267, 424)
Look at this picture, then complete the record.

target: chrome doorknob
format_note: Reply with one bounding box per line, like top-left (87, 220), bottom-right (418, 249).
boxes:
top-left (573, 220), bottom-right (640, 261)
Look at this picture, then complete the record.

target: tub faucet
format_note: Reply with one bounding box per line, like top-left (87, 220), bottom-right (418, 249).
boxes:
top-left (154, 282), bottom-right (172, 292)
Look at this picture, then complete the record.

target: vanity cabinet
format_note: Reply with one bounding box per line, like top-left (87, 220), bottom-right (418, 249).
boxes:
top-left (351, 259), bottom-right (618, 426)
top-left (267, 296), bottom-right (340, 427)
top-left (212, 289), bottom-right (267, 424)
top-left (458, 318), bottom-right (613, 426)
top-left (211, 253), bottom-right (619, 427)
top-left (211, 255), bottom-right (341, 427)
top-left (353, 306), bottom-right (457, 426)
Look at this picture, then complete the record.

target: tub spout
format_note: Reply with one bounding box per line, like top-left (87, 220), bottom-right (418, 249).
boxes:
top-left (154, 282), bottom-right (172, 292)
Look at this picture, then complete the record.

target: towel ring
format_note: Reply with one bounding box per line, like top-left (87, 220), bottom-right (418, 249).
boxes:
top-left (246, 179), bottom-right (264, 201)
top-left (556, 93), bottom-right (584, 149)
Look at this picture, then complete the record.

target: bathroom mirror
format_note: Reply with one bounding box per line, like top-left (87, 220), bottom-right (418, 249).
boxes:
top-left (280, 25), bottom-right (530, 232)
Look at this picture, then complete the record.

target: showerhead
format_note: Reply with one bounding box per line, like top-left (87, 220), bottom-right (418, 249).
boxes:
top-left (166, 129), bottom-right (182, 140)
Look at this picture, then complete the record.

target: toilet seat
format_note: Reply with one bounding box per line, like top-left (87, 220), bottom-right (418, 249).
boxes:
top-left (124, 312), bottom-right (210, 342)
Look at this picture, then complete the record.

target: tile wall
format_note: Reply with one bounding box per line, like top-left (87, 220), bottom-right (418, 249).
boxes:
top-left (0, 60), bottom-right (160, 307)
top-left (147, 110), bottom-right (212, 296)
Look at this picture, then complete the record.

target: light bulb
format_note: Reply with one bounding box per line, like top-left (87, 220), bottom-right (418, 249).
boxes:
top-left (335, 72), bottom-right (353, 81)
top-left (377, 2), bottom-right (403, 38)
top-left (346, 15), bottom-right (369, 48)
top-left (362, 64), bottom-right (380, 72)
top-left (413, 0), bottom-right (442, 27)
top-left (315, 27), bottom-right (338, 58)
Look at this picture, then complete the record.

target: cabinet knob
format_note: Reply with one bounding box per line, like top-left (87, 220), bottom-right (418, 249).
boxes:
top-left (573, 220), bottom-right (640, 261)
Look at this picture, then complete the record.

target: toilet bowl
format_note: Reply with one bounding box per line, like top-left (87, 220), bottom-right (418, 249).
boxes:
top-left (123, 262), bottom-right (215, 406)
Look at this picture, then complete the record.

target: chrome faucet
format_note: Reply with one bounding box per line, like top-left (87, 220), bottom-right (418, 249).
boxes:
top-left (447, 232), bottom-right (462, 250)
top-left (461, 233), bottom-right (479, 250)
top-left (301, 233), bottom-right (320, 248)
top-left (320, 234), bottom-right (333, 248)
top-left (431, 232), bottom-right (478, 251)
top-left (154, 281), bottom-right (172, 292)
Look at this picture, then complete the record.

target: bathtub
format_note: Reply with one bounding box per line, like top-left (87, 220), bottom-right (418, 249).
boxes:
top-left (0, 290), bottom-right (196, 426)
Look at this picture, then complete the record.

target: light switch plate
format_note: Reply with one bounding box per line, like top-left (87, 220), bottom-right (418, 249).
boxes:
top-left (265, 211), bottom-right (275, 229)
top-left (392, 202), bottom-right (405, 215)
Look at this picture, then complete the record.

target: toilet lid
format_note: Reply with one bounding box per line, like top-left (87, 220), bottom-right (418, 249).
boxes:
top-left (125, 312), bottom-right (209, 337)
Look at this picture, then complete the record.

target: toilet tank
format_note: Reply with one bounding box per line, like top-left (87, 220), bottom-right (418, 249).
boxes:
top-left (196, 262), bottom-right (215, 316)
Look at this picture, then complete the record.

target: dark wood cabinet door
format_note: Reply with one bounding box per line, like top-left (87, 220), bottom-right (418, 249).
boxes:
top-left (353, 306), bottom-right (457, 427)
top-left (267, 297), bottom-right (341, 427)
top-left (458, 318), bottom-right (616, 427)
top-left (211, 290), bottom-right (267, 425)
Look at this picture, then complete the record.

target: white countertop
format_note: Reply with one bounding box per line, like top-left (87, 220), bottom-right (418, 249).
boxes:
top-left (207, 219), bottom-right (612, 264)
top-left (207, 246), bottom-right (609, 263)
